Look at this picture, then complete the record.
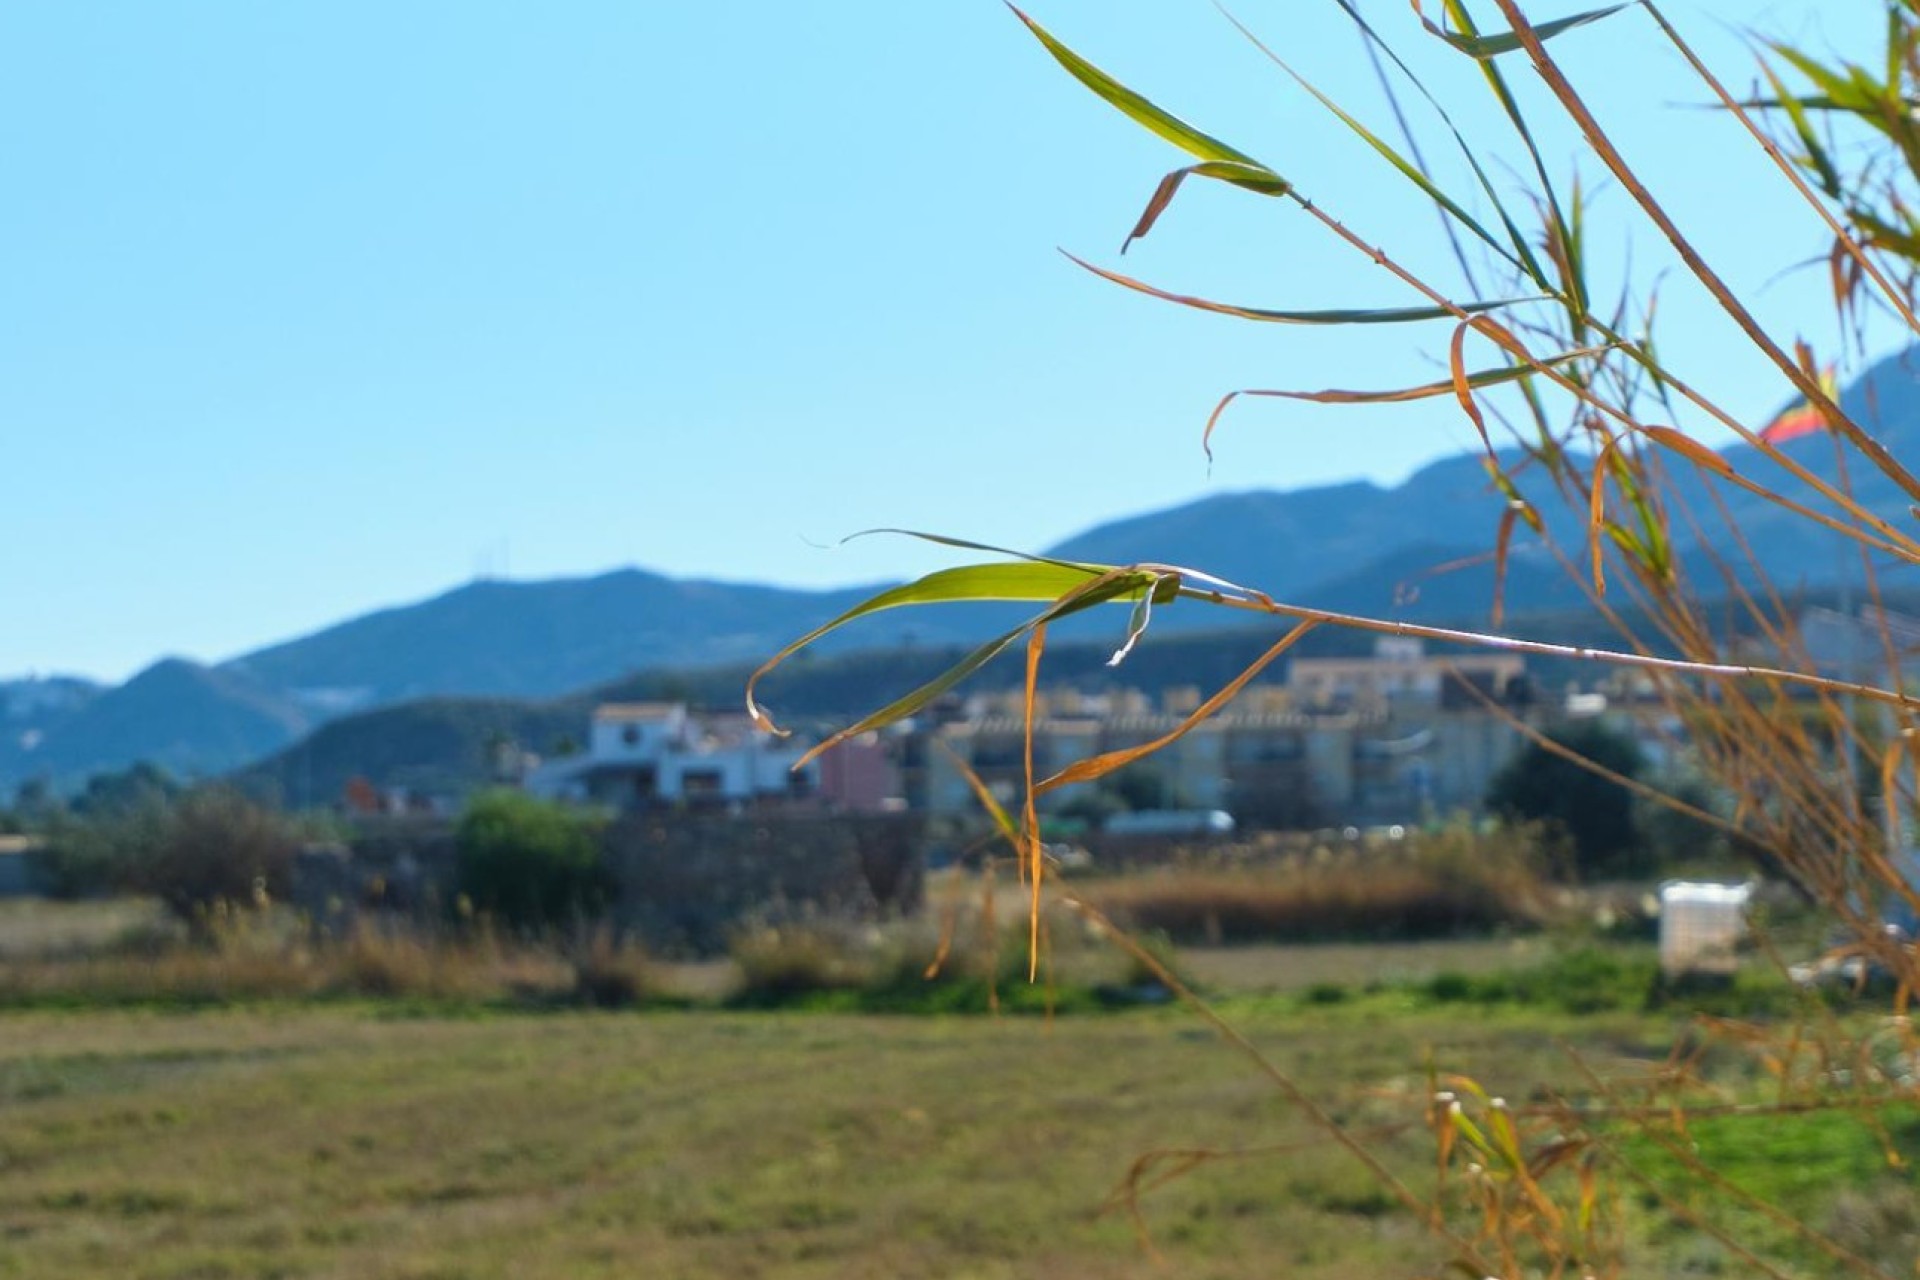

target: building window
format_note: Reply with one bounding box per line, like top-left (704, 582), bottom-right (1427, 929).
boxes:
top-left (622, 725), bottom-right (640, 747)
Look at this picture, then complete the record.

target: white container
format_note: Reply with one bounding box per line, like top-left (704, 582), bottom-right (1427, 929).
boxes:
top-left (1658, 881), bottom-right (1753, 978)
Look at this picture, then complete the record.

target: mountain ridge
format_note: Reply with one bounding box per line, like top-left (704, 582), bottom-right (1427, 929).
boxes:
top-left (13, 346), bottom-right (1920, 795)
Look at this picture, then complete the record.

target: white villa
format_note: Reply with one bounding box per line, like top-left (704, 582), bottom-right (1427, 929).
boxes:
top-left (524, 702), bottom-right (817, 811)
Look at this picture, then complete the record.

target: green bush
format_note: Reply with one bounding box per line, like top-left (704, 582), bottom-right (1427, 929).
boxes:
top-left (34, 787), bottom-right (297, 918)
top-left (727, 923), bottom-right (872, 1006)
top-left (128, 789), bottom-right (299, 922)
top-left (1486, 720), bottom-right (1649, 879)
top-left (454, 790), bottom-right (608, 931)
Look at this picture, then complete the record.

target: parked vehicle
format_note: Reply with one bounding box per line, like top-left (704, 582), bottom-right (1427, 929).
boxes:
top-left (1103, 809), bottom-right (1235, 838)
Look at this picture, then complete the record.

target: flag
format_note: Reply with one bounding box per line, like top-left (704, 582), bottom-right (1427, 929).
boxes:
top-left (1758, 366), bottom-right (1841, 445)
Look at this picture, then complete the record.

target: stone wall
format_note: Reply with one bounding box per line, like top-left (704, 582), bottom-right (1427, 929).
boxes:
top-left (603, 813), bottom-right (925, 954)
top-left (288, 813), bottom-right (925, 953)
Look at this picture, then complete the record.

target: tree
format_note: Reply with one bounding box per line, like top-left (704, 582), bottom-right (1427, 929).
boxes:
top-left (1486, 719), bottom-right (1647, 877)
top-left (454, 790), bottom-right (608, 930)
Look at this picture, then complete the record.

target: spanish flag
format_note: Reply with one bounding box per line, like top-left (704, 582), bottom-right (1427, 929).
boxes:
top-left (1758, 366), bottom-right (1841, 445)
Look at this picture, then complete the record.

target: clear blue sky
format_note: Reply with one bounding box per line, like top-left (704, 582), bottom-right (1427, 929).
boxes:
top-left (0, 1), bottom-right (1891, 682)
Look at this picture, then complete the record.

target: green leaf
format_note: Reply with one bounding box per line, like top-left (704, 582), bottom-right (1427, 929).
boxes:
top-left (1768, 45), bottom-right (1879, 115)
top-left (1065, 252), bottom-right (1537, 324)
top-left (1438, 0), bottom-right (1578, 315)
top-left (1754, 69), bottom-right (1843, 196)
top-left (1329, 0), bottom-right (1552, 290)
top-left (1010, 5), bottom-right (1284, 185)
top-left (1236, 345), bottom-right (1609, 405)
top-left (1215, 7), bottom-right (1533, 283)
top-left (1427, 4), bottom-right (1632, 61)
top-left (747, 559), bottom-right (1175, 740)
top-left (1010, 6), bottom-right (1292, 249)
top-left (783, 568), bottom-right (1178, 765)
top-left (1122, 162), bottom-right (1287, 250)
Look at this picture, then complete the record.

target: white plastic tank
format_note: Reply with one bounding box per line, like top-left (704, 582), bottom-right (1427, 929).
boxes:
top-left (1658, 881), bottom-right (1753, 978)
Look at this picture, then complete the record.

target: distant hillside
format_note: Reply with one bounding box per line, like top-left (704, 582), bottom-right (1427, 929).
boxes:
top-left (230, 599), bottom-right (1655, 810)
top-left (236, 577), bottom-right (1920, 810)
top-left (233, 624), bottom-right (1376, 808)
top-left (0, 675), bottom-right (103, 751)
top-left (218, 567), bottom-right (1000, 707)
top-left (1056, 346), bottom-right (1920, 609)
top-left (18, 348), bottom-right (1920, 798)
top-left (0, 659), bottom-right (308, 792)
top-left (236, 697), bottom-right (585, 810)
top-left (1049, 452), bottom-right (1558, 606)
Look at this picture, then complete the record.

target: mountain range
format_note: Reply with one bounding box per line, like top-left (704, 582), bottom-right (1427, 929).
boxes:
top-left (10, 346), bottom-right (1920, 799)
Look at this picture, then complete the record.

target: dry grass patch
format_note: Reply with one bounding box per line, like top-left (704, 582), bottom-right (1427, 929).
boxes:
top-left (1079, 826), bottom-right (1557, 945)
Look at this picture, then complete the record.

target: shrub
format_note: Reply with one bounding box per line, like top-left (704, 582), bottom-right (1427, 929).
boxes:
top-left (1486, 720), bottom-right (1649, 878)
top-left (37, 788), bottom-right (302, 922)
top-left (454, 790), bottom-right (608, 931)
top-left (727, 922), bottom-right (872, 1005)
top-left (569, 930), bottom-right (659, 1008)
top-left (127, 789), bottom-right (298, 921)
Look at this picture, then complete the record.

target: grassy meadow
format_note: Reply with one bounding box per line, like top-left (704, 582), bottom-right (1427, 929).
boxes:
top-left (0, 896), bottom-right (1912, 1278)
top-left (0, 1004), bottom-right (1679, 1279)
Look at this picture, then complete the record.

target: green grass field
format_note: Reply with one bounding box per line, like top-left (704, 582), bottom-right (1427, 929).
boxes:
top-left (0, 900), bottom-right (1909, 1275)
top-left (1, 997), bottom-right (1910, 1279)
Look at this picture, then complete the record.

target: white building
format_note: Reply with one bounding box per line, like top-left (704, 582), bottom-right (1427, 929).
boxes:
top-left (525, 702), bottom-right (817, 811)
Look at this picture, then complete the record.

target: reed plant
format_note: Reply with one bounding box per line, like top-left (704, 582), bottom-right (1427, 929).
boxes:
top-left (752, 3), bottom-right (1920, 1273)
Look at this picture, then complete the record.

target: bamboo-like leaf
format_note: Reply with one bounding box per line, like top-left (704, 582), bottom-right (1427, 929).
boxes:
top-left (1889, 3), bottom-right (1903, 96)
top-left (1442, 0), bottom-right (1580, 314)
top-left (1216, 345), bottom-right (1608, 408)
top-left (1611, 445), bottom-right (1673, 582)
top-left (843, 526), bottom-right (1102, 569)
top-left (1066, 252), bottom-right (1535, 324)
top-left (1448, 1106), bottom-right (1497, 1161)
top-left (1485, 463), bottom-right (1545, 535)
top-left (1854, 209), bottom-right (1920, 261)
top-left (1730, 94), bottom-right (1913, 114)
top-left (1588, 437), bottom-right (1619, 596)
top-left (1035, 620), bottom-right (1317, 793)
top-left (1113, 573), bottom-right (1169, 667)
top-left (1204, 345), bottom-right (1609, 459)
top-left (746, 560), bottom-right (1165, 735)
top-left (1123, 162), bottom-right (1287, 251)
top-left (1217, 7), bottom-right (1528, 278)
top-left (937, 740), bottom-right (1018, 844)
top-left (1491, 503), bottom-right (1519, 629)
top-left (1422, 3), bottom-right (1631, 60)
top-left (1010, 7), bottom-right (1286, 187)
top-left (1577, 1158), bottom-right (1598, 1235)
top-left (1328, 0), bottom-right (1551, 288)
top-left (786, 567), bottom-right (1177, 766)
top-left (1441, 1074), bottom-right (1491, 1103)
top-left (1641, 425), bottom-right (1734, 478)
top-left (1448, 321), bottom-right (1496, 458)
top-left (1767, 45), bottom-right (1887, 127)
top-left (1485, 1104), bottom-right (1526, 1172)
top-left (1753, 62), bottom-right (1843, 197)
